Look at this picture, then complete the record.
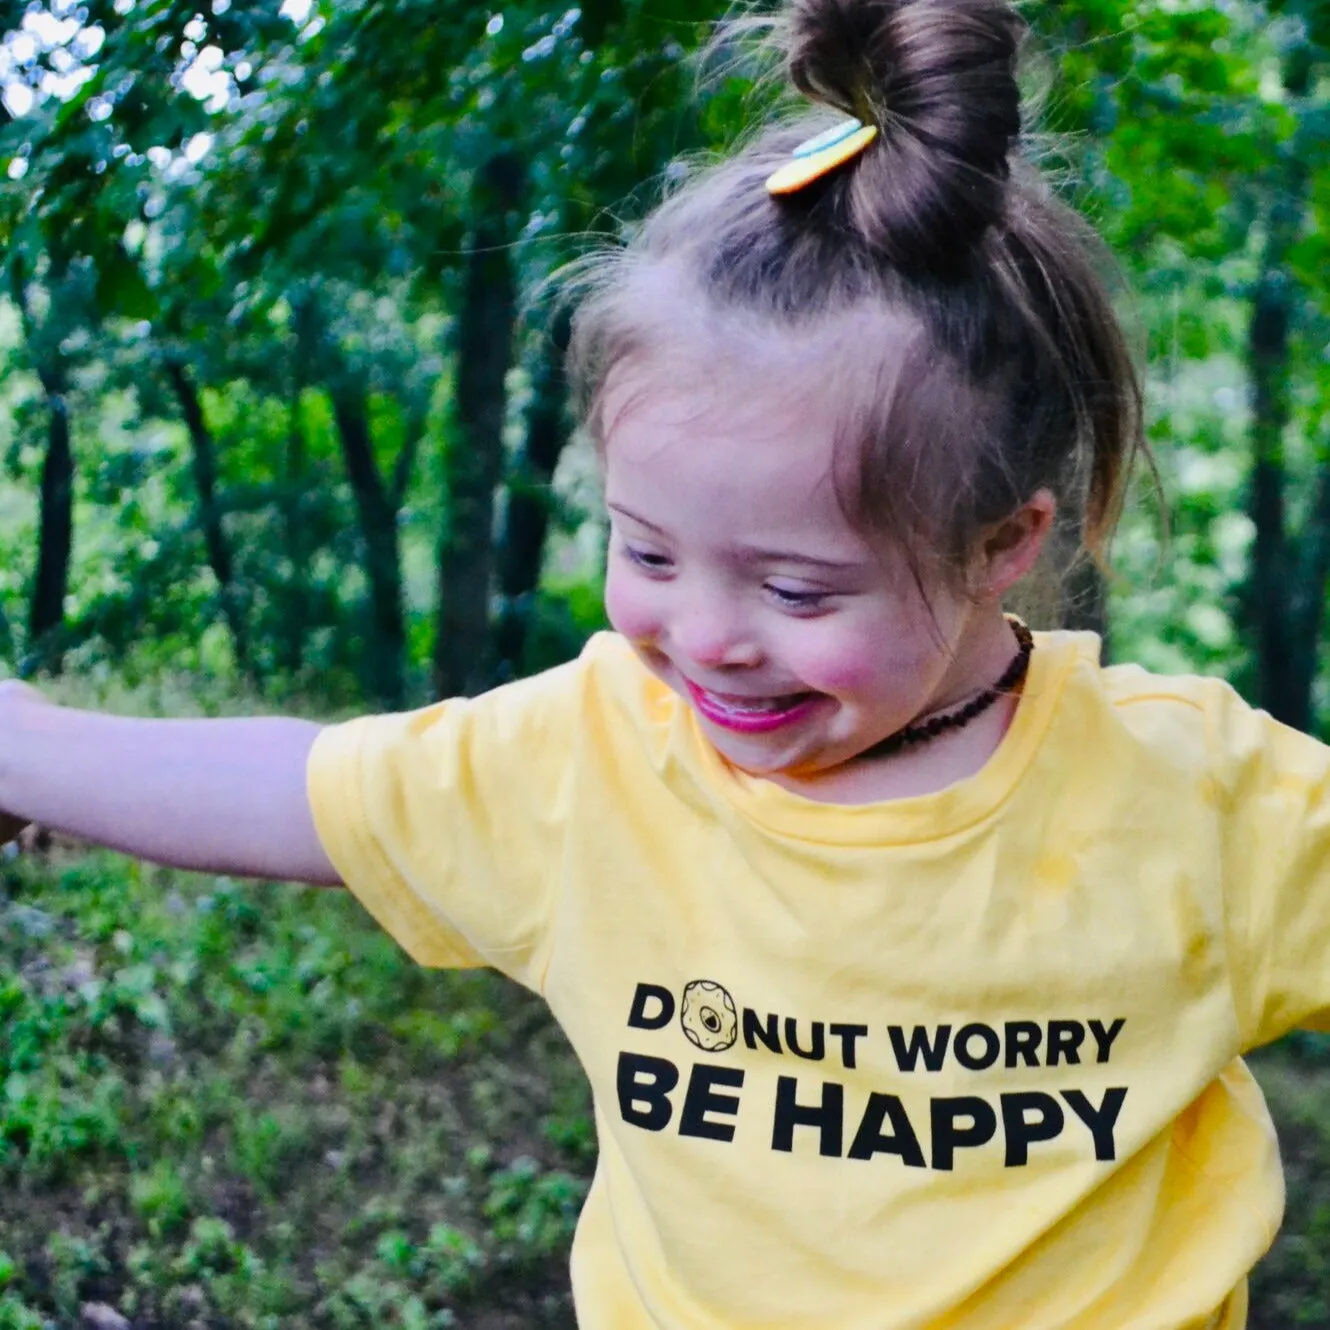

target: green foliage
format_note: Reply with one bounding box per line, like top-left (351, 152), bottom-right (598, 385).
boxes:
top-left (0, 843), bottom-right (590, 1327)
top-left (129, 1160), bottom-right (193, 1240)
top-left (483, 1156), bottom-right (587, 1260)
top-left (0, 0), bottom-right (686, 696)
top-left (0, 1296), bottom-right (47, 1330)
top-left (521, 578), bottom-right (612, 677)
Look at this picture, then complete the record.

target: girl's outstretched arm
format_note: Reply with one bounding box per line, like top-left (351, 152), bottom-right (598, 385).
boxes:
top-left (0, 682), bottom-right (341, 886)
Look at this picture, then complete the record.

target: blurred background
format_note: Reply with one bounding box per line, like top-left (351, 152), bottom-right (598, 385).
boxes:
top-left (0, 1), bottom-right (1326, 1326)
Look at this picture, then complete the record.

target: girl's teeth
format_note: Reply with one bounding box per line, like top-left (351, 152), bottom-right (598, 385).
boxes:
top-left (709, 692), bottom-right (798, 714)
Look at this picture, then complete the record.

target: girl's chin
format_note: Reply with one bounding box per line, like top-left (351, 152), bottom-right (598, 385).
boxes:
top-left (700, 724), bottom-right (800, 768)
top-left (710, 722), bottom-right (912, 783)
top-left (702, 725), bottom-right (841, 779)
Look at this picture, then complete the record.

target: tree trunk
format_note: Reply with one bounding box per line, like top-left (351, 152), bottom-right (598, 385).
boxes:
top-left (332, 386), bottom-right (406, 709)
top-left (1246, 43), bottom-right (1315, 730)
top-left (1289, 451), bottom-right (1330, 719)
top-left (27, 365), bottom-right (73, 674)
top-left (164, 358), bottom-right (254, 682)
top-left (492, 308), bottom-right (574, 682)
top-left (11, 262), bottom-right (74, 677)
top-left (1247, 264), bottom-right (1298, 724)
top-left (434, 152), bottom-right (525, 698)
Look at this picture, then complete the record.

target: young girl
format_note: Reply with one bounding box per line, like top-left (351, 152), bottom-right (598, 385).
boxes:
top-left (0, 1), bottom-right (1318, 1326)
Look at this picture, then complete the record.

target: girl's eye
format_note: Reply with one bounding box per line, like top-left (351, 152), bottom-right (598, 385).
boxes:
top-left (623, 545), bottom-right (672, 573)
top-left (766, 584), bottom-right (831, 611)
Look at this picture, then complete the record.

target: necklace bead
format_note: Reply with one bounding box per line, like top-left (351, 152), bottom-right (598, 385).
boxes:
top-left (861, 621), bottom-right (1034, 760)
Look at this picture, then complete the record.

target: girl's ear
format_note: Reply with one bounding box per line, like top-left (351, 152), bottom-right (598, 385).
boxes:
top-left (970, 489), bottom-right (1057, 599)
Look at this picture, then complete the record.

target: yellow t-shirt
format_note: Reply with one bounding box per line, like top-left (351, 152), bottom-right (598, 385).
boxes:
top-left (307, 628), bottom-right (1330, 1330)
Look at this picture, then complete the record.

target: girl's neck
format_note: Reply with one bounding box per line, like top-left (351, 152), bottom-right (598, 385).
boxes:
top-left (770, 611), bottom-right (1027, 806)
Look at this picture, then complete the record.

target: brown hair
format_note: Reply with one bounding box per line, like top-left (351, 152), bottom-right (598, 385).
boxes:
top-left (568, 0), bottom-right (1146, 587)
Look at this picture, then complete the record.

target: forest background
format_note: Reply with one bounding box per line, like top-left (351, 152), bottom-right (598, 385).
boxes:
top-left (0, 0), bottom-right (1327, 1326)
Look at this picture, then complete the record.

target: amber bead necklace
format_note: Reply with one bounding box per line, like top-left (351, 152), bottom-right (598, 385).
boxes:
top-left (861, 620), bottom-right (1034, 760)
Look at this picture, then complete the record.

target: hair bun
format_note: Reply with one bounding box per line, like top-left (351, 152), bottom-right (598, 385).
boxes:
top-left (784, 0), bottom-right (1025, 270)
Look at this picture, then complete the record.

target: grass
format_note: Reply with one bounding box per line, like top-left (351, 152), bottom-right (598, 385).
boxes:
top-left (1248, 1041), bottom-right (1330, 1328)
top-left (0, 848), bottom-right (590, 1329)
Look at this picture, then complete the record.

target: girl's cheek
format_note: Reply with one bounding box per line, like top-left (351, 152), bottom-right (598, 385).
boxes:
top-left (789, 625), bottom-right (912, 696)
top-left (797, 645), bottom-right (883, 696)
top-left (604, 563), bottom-right (660, 643)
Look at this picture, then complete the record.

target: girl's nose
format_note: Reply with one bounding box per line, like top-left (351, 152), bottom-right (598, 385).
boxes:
top-left (670, 602), bottom-right (762, 671)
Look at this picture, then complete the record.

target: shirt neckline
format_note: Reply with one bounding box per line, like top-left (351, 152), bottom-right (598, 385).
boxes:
top-left (675, 629), bottom-right (1095, 846)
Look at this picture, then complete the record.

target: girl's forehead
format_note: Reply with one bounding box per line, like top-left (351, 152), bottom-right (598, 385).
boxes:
top-left (598, 290), bottom-right (919, 446)
top-left (602, 359), bottom-right (874, 559)
top-left (603, 355), bottom-right (838, 485)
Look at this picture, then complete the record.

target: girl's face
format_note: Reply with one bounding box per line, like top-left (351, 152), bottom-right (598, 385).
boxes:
top-left (601, 349), bottom-right (1022, 792)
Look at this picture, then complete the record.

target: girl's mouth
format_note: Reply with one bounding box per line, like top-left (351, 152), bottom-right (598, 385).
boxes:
top-left (683, 680), bottom-right (820, 734)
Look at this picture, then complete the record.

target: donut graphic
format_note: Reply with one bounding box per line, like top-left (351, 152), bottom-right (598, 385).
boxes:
top-left (679, 980), bottom-right (738, 1053)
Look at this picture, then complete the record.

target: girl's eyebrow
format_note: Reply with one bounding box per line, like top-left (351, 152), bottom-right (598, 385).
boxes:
top-left (610, 505), bottom-right (865, 572)
top-left (734, 543), bottom-right (866, 572)
top-left (611, 505), bottom-right (861, 569)
top-left (607, 503), bottom-right (665, 533)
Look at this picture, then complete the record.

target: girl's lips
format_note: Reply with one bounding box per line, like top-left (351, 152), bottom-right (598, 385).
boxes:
top-left (682, 679), bottom-right (821, 735)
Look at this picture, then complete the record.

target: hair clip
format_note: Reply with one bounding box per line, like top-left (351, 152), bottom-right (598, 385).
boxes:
top-left (765, 118), bottom-right (879, 197)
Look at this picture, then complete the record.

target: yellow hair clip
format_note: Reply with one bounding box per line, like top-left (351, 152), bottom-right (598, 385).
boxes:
top-left (765, 118), bottom-right (879, 197)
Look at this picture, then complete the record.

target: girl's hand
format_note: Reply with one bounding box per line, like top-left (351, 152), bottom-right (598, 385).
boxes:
top-left (0, 681), bottom-right (46, 846)
top-left (0, 810), bottom-right (29, 847)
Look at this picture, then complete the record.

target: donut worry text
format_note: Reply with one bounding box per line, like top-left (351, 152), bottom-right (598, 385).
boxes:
top-left (618, 980), bottom-right (1129, 1171)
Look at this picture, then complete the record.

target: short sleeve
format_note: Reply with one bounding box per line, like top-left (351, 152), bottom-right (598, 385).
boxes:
top-left (306, 656), bottom-right (589, 991)
top-left (1209, 679), bottom-right (1330, 1047)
